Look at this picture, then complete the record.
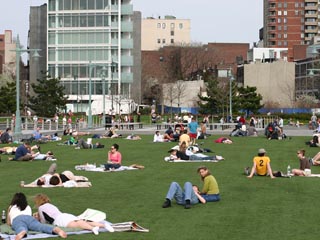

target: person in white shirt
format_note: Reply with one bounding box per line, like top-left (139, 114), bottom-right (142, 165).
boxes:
top-left (7, 192), bottom-right (67, 240)
top-left (33, 194), bottom-right (114, 235)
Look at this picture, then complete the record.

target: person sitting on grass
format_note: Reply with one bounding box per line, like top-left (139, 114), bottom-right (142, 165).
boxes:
top-left (104, 143), bottom-right (122, 171)
top-left (247, 148), bottom-right (275, 179)
top-left (292, 149), bottom-right (311, 176)
top-left (7, 192), bottom-right (67, 240)
top-left (9, 141), bottom-right (37, 161)
top-left (33, 194), bottom-right (114, 235)
top-left (153, 131), bottom-right (169, 142)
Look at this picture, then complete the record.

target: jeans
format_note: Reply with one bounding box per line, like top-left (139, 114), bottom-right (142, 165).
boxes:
top-left (166, 182), bottom-right (199, 205)
top-left (104, 163), bottom-right (121, 170)
top-left (77, 139), bottom-right (90, 149)
top-left (12, 215), bottom-right (54, 235)
top-left (190, 154), bottom-right (215, 160)
top-left (201, 194), bottom-right (220, 202)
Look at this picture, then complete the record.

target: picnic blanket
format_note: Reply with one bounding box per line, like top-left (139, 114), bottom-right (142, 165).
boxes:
top-left (0, 221), bottom-right (148, 239)
top-left (0, 220), bottom-right (148, 239)
top-left (75, 164), bottom-right (144, 172)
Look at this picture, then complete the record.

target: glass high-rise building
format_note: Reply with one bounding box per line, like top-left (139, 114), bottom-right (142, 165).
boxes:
top-left (47, 0), bottom-right (134, 113)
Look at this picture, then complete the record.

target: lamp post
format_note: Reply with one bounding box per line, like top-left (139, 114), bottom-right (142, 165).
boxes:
top-left (229, 68), bottom-right (235, 122)
top-left (88, 61), bottom-right (93, 129)
top-left (100, 66), bottom-right (107, 126)
top-left (111, 60), bottom-right (117, 111)
top-left (74, 75), bottom-right (79, 113)
top-left (12, 35), bottom-right (40, 136)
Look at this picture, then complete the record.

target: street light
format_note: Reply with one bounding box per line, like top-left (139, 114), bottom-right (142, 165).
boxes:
top-left (229, 68), bottom-right (235, 122)
top-left (74, 75), bottom-right (79, 113)
top-left (111, 60), bottom-right (117, 111)
top-left (12, 35), bottom-right (40, 136)
top-left (100, 66), bottom-right (107, 126)
top-left (88, 61), bottom-right (94, 129)
top-left (88, 61), bottom-right (114, 128)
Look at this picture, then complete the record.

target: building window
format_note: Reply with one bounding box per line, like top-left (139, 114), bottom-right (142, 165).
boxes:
top-left (278, 3), bottom-right (282, 8)
top-left (284, 41), bottom-right (287, 46)
top-left (301, 33), bottom-right (304, 39)
top-left (283, 33), bottom-right (287, 39)
top-left (171, 39), bottom-right (174, 44)
top-left (284, 3), bottom-right (287, 8)
top-left (157, 23), bottom-right (161, 28)
top-left (278, 26), bottom-right (282, 30)
top-left (162, 39), bottom-right (166, 44)
top-left (278, 33), bottom-right (282, 38)
top-left (162, 23), bottom-right (166, 29)
top-left (284, 25), bottom-right (287, 31)
top-left (295, 3), bottom-right (299, 8)
top-left (301, 25), bottom-right (304, 31)
top-left (278, 18), bottom-right (281, 23)
top-left (170, 31), bottom-right (174, 36)
top-left (284, 11), bottom-right (287, 16)
top-left (278, 41), bottom-right (282, 46)
top-left (170, 23), bottom-right (175, 29)
top-left (295, 10), bottom-right (299, 16)
top-left (179, 23), bottom-right (183, 29)
top-left (283, 18), bottom-right (287, 23)
top-left (157, 39), bottom-right (161, 44)
top-left (278, 11), bottom-right (282, 16)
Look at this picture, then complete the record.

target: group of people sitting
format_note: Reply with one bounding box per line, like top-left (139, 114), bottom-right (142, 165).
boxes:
top-left (246, 148), bottom-right (315, 178)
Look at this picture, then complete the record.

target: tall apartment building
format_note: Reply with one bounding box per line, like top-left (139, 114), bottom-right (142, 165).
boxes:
top-left (263, 0), bottom-right (319, 61)
top-left (29, 4), bottom-right (48, 90)
top-left (141, 16), bottom-right (190, 51)
top-left (0, 30), bottom-right (16, 75)
top-left (46, 0), bottom-right (134, 113)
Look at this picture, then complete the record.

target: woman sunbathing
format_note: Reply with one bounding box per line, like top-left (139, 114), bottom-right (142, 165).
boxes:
top-left (33, 194), bottom-right (114, 235)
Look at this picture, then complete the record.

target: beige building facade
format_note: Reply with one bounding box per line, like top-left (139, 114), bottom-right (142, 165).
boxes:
top-left (244, 61), bottom-right (296, 107)
top-left (141, 16), bottom-right (191, 51)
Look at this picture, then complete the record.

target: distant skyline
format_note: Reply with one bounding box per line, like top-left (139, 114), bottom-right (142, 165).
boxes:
top-left (0, 0), bottom-right (263, 49)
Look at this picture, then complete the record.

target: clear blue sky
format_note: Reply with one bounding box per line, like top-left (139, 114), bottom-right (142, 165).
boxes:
top-left (0, 0), bottom-right (263, 48)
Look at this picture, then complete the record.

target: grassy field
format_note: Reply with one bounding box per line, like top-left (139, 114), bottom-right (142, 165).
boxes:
top-left (0, 134), bottom-right (320, 240)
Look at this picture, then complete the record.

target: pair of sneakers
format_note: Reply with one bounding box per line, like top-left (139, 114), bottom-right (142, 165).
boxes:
top-left (162, 199), bottom-right (191, 209)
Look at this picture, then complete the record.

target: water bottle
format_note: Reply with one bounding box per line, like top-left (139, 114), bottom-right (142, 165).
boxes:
top-left (287, 165), bottom-right (291, 178)
top-left (1, 210), bottom-right (6, 224)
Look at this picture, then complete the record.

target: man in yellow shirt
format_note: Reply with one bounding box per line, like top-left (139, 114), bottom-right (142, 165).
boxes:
top-left (247, 148), bottom-right (275, 179)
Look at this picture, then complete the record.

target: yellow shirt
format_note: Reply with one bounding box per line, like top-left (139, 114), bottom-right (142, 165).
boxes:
top-left (253, 156), bottom-right (270, 176)
top-left (201, 175), bottom-right (219, 194)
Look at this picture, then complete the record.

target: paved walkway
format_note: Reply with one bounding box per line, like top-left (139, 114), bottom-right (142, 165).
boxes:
top-left (19, 125), bottom-right (314, 138)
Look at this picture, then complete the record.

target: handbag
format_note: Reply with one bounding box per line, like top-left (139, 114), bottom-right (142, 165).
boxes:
top-left (111, 221), bottom-right (149, 232)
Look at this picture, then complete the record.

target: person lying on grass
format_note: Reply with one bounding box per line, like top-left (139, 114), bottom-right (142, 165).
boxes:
top-left (24, 163), bottom-right (88, 187)
top-left (33, 194), bottom-right (114, 235)
top-left (247, 148), bottom-right (275, 179)
top-left (162, 182), bottom-right (206, 209)
top-left (162, 166), bottom-right (220, 209)
top-left (7, 192), bottom-right (67, 240)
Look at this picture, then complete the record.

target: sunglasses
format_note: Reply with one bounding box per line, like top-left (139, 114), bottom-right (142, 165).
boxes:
top-left (297, 152), bottom-right (300, 154)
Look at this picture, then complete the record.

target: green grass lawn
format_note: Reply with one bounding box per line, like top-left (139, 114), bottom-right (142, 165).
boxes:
top-left (1, 134), bottom-right (320, 240)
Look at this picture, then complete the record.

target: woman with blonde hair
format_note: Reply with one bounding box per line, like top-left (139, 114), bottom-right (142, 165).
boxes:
top-left (33, 194), bottom-right (114, 235)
